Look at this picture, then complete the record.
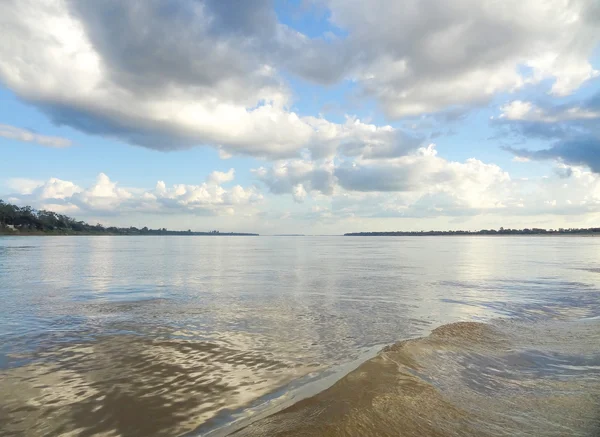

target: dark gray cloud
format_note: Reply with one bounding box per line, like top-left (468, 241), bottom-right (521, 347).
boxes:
top-left (504, 137), bottom-right (600, 173)
top-left (337, 130), bottom-right (424, 159)
top-left (334, 162), bottom-right (453, 192)
top-left (497, 92), bottom-right (600, 172)
top-left (500, 122), bottom-right (573, 141)
top-left (203, 0), bottom-right (277, 37)
top-left (39, 102), bottom-right (200, 150)
top-left (335, 165), bottom-right (416, 192)
top-left (67, 0), bottom-right (281, 99)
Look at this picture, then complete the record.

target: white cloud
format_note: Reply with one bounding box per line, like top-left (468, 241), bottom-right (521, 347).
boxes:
top-left (224, 185), bottom-right (263, 205)
top-left (320, 0), bottom-right (600, 117)
top-left (498, 101), bottom-right (537, 121)
top-left (331, 163), bottom-right (600, 221)
top-left (6, 178), bottom-right (44, 195)
top-left (0, 0), bottom-right (421, 159)
top-left (253, 144), bottom-right (600, 220)
top-left (4, 163), bottom-right (600, 233)
top-left (292, 184), bottom-right (308, 203)
top-left (334, 145), bottom-right (513, 211)
top-left (0, 0), bottom-right (295, 157)
top-left (153, 180), bottom-right (259, 210)
top-left (39, 203), bottom-right (80, 214)
top-left (253, 159), bottom-right (336, 197)
top-left (207, 168), bottom-right (235, 185)
top-left (0, 123), bottom-right (72, 148)
top-left (37, 178), bottom-right (82, 200)
top-left (1, 0), bottom-right (596, 158)
top-left (8, 177), bottom-right (83, 199)
top-left (5, 171), bottom-right (263, 217)
top-left (76, 173), bottom-right (132, 211)
top-left (498, 100), bottom-right (600, 122)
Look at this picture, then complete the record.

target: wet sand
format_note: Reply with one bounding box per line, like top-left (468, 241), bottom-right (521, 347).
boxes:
top-left (231, 321), bottom-right (600, 437)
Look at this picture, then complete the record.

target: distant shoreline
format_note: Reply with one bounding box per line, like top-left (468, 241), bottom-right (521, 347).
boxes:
top-left (345, 230), bottom-right (600, 237)
top-left (344, 233), bottom-right (600, 237)
top-left (0, 231), bottom-right (259, 237)
top-left (0, 199), bottom-right (258, 237)
top-left (4, 233), bottom-right (599, 238)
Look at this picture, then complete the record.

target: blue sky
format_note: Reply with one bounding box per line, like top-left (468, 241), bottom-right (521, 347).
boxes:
top-left (1, 0), bottom-right (600, 234)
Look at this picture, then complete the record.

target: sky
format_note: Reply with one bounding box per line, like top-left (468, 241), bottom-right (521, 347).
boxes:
top-left (1, 0), bottom-right (600, 234)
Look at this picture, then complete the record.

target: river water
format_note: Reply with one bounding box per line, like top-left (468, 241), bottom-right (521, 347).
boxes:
top-left (1, 236), bottom-right (599, 436)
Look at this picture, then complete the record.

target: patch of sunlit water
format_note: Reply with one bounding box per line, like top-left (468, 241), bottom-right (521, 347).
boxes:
top-left (0, 333), bottom-right (316, 436)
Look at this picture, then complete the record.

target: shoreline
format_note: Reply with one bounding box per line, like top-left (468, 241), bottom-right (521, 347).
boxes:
top-left (212, 322), bottom-right (480, 437)
top-left (202, 322), bottom-right (454, 437)
top-left (0, 232), bottom-right (259, 237)
top-left (196, 344), bottom-right (386, 437)
top-left (2, 233), bottom-right (599, 237)
top-left (224, 319), bottom-right (600, 437)
top-left (345, 233), bottom-right (600, 237)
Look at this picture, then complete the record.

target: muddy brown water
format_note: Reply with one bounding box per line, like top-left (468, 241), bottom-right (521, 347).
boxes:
top-left (1, 236), bottom-right (599, 436)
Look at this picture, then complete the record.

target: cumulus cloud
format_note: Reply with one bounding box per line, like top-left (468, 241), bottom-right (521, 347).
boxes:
top-left (76, 173), bottom-right (132, 210)
top-left (316, 0), bottom-right (600, 117)
top-left (3, 0), bottom-right (600, 230)
top-left (255, 144), bottom-right (512, 209)
top-left (253, 159), bottom-right (336, 198)
top-left (0, 123), bottom-right (72, 148)
top-left (6, 163), bottom-right (600, 227)
top-left (5, 171), bottom-right (262, 217)
top-left (37, 178), bottom-right (82, 200)
top-left (6, 178), bottom-right (44, 195)
top-left (497, 100), bottom-right (600, 123)
top-left (327, 162), bottom-right (600, 220)
top-left (292, 184), bottom-right (308, 203)
top-left (0, 0), bottom-right (422, 159)
top-left (252, 143), bottom-right (600, 218)
top-left (505, 138), bottom-right (600, 173)
top-left (0, 0), bottom-right (296, 157)
top-left (1, 0), bottom-right (597, 159)
top-left (496, 93), bottom-right (600, 172)
top-left (207, 168), bottom-right (235, 185)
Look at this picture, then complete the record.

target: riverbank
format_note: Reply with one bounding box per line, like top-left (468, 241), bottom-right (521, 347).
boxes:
top-left (227, 320), bottom-right (600, 437)
top-left (0, 231), bottom-right (259, 236)
top-left (345, 231), bottom-right (600, 237)
top-left (0, 200), bottom-right (258, 236)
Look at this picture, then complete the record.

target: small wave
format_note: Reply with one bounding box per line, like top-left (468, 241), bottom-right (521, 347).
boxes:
top-left (231, 321), bottom-right (600, 437)
top-left (0, 335), bottom-right (310, 437)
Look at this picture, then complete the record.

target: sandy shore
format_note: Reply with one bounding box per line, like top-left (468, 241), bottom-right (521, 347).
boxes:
top-left (228, 321), bottom-right (600, 437)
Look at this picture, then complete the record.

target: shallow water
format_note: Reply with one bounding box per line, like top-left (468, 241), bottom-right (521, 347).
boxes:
top-left (1, 236), bottom-right (599, 436)
top-left (234, 319), bottom-right (600, 437)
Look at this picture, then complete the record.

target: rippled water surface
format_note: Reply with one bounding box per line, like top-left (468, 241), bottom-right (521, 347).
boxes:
top-left (1, 236), bottom-right (599, 436)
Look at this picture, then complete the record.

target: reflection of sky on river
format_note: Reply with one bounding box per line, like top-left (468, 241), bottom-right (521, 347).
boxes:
top-left (1, 236), bottom-right (600, 435)
top-left (2, 237), bottom-right (600, 360)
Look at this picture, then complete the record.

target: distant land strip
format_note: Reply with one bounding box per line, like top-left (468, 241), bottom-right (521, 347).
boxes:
top-left (345, 228), bottom-right (600, 236)
top-left (0, 199), bottom-right (258, 236)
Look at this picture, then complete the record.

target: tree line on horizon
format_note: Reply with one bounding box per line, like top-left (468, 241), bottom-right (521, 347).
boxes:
top-left (345, 227), bottom-right (600, 236)
top-left (0, 199), bottom-right (257, 236)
